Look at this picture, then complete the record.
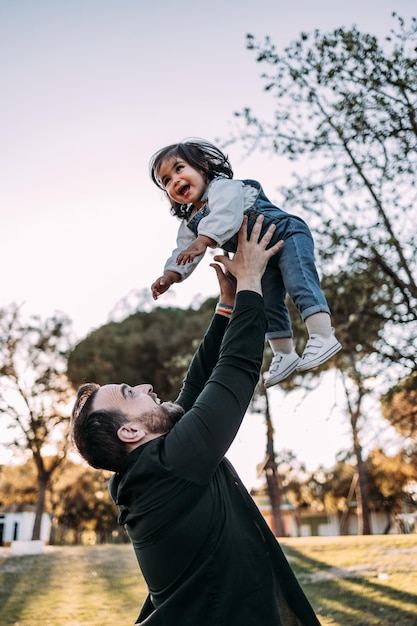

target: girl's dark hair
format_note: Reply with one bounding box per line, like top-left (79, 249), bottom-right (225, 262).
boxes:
top-left (149, 139), bottom-right (233, 218)
top-left (71, 383), bottom-right (129, 472)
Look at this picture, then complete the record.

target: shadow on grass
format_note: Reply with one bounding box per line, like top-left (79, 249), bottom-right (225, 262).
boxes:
top-left (0, 546), bottom-right (143, 625)
top-left (282, 543), bottom-right (417, 626)
top-left (2, 544), bottom-right (417, 626)
top-left (0, 553), bottom-right (56, 623)
top-left (90, 544), bottom-right (147, 619)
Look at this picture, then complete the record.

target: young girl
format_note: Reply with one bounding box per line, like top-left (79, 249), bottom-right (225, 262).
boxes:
top-left (150, 139), bottom-right (341, 387)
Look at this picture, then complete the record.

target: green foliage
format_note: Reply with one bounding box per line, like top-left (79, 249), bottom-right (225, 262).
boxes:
top-left (0, 461), bottom-right (38, 508)
top-left (272, 447), bottom-right (417, 517)
top-left (231, 13), bottom-right (417, 375)
top-left (52, 461), bottom-right (120, 544)
top-left (0, 458), bottom-right (122, 544)
top-left (306, 462), bottom-right (357, 513)
top-left (67, 300), bottom-right (215, 399)
top-left (367, 447), bottom-right (417, 510)
top-left (229, 15), bottom-right (417, 534)
top-left (381, 371), bottom-right (417, 439)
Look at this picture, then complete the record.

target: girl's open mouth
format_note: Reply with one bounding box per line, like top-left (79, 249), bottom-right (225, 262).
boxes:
top-left (179, 184), bottom-right (190, 196)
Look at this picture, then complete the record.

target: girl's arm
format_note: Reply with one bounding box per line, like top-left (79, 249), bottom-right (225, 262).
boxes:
top-left (151, 222), bottom-right (202, 299)
top-left (174, 180), bottom-right (247, 266)
top-left (197, 178), bottom-right (247, 246)
top-left (176, 234), bottom-right (217, 265)
top-left (162, 220), bottom-right (204, 280)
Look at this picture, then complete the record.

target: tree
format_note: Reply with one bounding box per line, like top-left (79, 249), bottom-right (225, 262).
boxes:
top-left (323, 267), bottom-right (397, 534)
top-left (0, 304), bottom-right (74, 540)
top-left (285, 447), bottom-right (417, 534)
top-left (67, 300), bottom-right (215, 398)
top-left (227, 13), bottom-right (417, 534)
top-left (51, 460), bottom-right (121, 544)
top-left (0, 459), bottom-right (38, 508)
top-left (274, 265), bottom-right (393, 534)
top-left (229, 13), bottom-right (416, 372)
top-left (0, 458), bottom-right (123, 544)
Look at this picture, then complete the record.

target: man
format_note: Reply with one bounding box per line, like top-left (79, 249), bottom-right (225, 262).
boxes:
top-left (71, 216), bottom-right (321, 625)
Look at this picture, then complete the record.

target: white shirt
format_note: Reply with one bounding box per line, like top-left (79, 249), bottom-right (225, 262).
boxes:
top-left (163, 178), bottom-right (258, 280)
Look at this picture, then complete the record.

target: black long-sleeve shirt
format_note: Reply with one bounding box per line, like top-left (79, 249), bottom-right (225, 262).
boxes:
top-left (109, 291), bottom-right (320, 625)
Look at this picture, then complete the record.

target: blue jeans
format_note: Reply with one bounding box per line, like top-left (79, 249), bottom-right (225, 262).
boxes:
top-left (189, 178), bottom-right (331, 339)
top-left (245, 208), bottom-right (330, 339)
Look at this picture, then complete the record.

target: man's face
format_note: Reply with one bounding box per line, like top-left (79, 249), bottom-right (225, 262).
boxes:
top-left (92, 383), bottom-right (184, 434)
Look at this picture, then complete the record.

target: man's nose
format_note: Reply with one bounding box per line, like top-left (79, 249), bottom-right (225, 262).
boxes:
top-left (134, 383), bottom-right (153, 394)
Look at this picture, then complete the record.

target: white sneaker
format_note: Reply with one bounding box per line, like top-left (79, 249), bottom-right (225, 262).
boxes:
top-left (264, 350), bottom-right (301, 388)
top-left (297, 332), bottom-right (342, 372)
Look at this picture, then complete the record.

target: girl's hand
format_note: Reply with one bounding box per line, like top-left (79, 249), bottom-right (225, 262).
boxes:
top-left (176, 235), bottom-right (216, 265)
top-left (176, 241), bottom-right (207, 265)
top-left (151, 275), bottom-right (172, 300)
top-left (151, 270), bottom-right (181, 299)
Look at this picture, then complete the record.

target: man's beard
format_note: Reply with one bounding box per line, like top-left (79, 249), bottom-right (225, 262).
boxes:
top-left (144, 401), bottom-right (185, 434)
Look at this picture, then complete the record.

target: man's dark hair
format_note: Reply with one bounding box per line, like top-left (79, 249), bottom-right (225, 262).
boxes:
top-left (149, 138), bottom-right (233, 218)
top-left (71, 383), bottom-right (130, 472)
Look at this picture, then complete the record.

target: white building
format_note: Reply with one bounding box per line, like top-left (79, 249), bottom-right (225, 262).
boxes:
top-left (0, 506), bottom-right (51, 545)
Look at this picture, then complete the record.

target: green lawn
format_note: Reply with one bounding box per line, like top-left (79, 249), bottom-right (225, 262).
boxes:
top-left (282, 534), bottom-right (417, 625)
top-left (0, 535), bottom-right (416, 625)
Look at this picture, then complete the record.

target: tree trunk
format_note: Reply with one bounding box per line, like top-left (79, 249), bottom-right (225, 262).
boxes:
top-left (339, 472), bottom-right (358, 535)
top-left (32, 476), bottom-right (48, 541)
top-left (341, 366), bottom-right (373, 536)
top-left (263, 389), bottom-right (285, 536)
top-left (351, 411), bottom-right (372, 535)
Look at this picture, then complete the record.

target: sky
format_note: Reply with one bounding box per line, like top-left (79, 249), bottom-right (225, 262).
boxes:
top-left (1, 0), bottom-right (413, 486)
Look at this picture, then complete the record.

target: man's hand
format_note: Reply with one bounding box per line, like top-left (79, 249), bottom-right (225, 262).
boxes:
top-left (213, 216), bottom-right (283, 296)
top-left (210, 254), bottom-right (237, 309)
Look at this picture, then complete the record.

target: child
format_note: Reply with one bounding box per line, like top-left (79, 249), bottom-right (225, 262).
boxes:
top-left (150, 139), bottom-right (341, 387)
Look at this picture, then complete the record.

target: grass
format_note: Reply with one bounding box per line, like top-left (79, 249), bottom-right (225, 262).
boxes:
top-left (0, 544), bottom-right (144, 626)
top-left (282, 534), bottom-right (417, 625)
top-left (0, 535), bottom-right (416, 625)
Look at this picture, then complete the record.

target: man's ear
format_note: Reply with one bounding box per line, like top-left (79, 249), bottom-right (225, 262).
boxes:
top-left (117, 422), bottom-right (147, 444)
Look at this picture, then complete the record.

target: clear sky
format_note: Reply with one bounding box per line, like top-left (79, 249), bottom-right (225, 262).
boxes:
top-left (1, 0), bottom-right (412, 484)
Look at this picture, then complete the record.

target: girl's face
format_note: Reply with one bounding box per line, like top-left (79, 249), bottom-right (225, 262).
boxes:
top-left (157, 157), bottom-right (208, 208)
